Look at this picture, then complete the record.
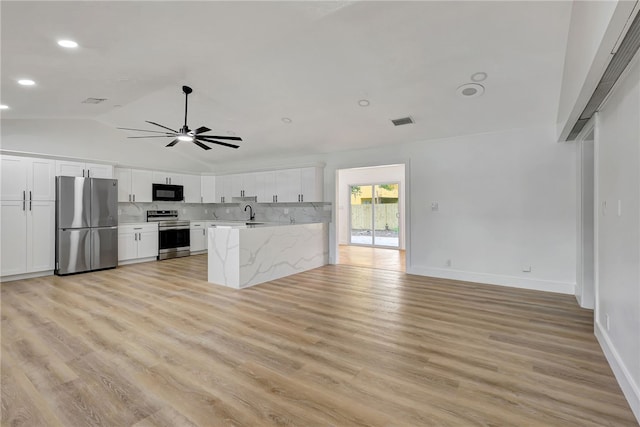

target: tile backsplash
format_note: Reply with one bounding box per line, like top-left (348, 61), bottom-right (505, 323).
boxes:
top-left (118, 201), bottom-right (331, 224)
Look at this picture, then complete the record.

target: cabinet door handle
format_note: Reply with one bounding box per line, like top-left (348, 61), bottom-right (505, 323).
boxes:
top-left (29, 191), bottom-right (32, 210)
top-left (128, 194), bottom-right (131, 202)
top-left (201, 196), bottom-right (203, 203)
top-left (133, 194), bottom-right (135, 202)
top-left (301, 194), bottom-right (303, 202)
top-left (86, 169), bottom-right (90, 178)
top-left (22, 190), bottom-right (26, 211)
top-left (202, 229), bottom-right (205, 236)
top-left (134, 233), bottom-right (137, 241)
top-left (138, 233), bottom-right (141, 240)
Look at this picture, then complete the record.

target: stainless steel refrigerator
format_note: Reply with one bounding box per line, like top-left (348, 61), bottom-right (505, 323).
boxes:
top-left (55, 176), bottom-right (118, 275)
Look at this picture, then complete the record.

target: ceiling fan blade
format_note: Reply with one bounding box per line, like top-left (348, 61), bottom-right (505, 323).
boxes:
top-left (198, 134), bottom-right (242, 141)
top-left (127, 135), bottom-right (176, 138)
top-left (145, 121), bottom-right (178, 133)
top-left (193, 140), bottom-right (212, 150)
top-left (196, 136), bottom-right (240, 149)
top-left (194, 126), bottom-right (211, 134)
top-left (117, 127), bottom-right (174, 134)
top-left (166, 139), bottom-right (179, 147)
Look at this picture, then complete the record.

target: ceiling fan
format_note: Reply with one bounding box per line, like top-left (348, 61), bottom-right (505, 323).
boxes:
top-left (117, 85), bottom-right (242, 151)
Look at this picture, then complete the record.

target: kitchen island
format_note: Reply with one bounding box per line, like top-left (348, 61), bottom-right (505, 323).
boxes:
top-left (207, 222), bottom-right (328, 289)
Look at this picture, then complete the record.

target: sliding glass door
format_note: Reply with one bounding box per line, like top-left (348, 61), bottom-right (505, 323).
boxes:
top-left (349, 183), bottom-right (399, 248)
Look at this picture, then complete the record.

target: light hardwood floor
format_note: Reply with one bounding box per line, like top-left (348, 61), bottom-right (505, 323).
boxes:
top-left (339, 244), bottom-right (406, 271)
top-left (1, 255), bottom-right (637, 426)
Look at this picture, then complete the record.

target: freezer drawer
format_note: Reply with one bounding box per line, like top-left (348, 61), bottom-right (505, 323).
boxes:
top-left (56, 228), bottom-right (91, 275)
top-left (91, 227), bottom-right (118, 270)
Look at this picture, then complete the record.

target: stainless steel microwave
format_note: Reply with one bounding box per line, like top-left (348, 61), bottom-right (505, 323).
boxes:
top-left (152, 183), bottom-right (184, 201)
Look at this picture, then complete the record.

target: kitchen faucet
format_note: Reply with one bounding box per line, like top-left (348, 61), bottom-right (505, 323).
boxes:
top-left (244, 204), bottom-right (255, 221)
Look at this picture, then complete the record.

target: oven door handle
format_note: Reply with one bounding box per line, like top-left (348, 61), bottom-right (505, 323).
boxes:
top-left (159, 226), bottom-right (191, 231)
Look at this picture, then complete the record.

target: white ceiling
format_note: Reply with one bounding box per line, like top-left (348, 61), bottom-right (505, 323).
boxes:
top-left (1, 1), bottom-right (572, 166)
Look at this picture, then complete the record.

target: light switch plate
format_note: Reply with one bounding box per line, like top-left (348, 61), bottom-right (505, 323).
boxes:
top-left (431, 202), bottom-right (439, 212)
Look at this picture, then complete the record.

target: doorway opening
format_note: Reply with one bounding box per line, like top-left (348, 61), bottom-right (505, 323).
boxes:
top-left (336, 164), bottom-right (406, 272)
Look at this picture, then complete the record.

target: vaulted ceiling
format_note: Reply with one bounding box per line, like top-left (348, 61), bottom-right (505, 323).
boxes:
top-left (1, 1), bottom-right (572, 168)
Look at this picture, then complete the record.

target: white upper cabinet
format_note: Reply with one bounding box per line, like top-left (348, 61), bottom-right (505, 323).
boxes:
top-left (152, 171), bottom-right (183, 185)
top-left (115, 168), bottom-right (153, 203)
top-left (230, 173), bottom-right (257, 198)
top-left (182, 174), bottom-right (201, 203)
top-left (55, 160), bottom-right (113, 178)
top-left (215, 175), bottom-right (233, 203)
top-left (274, 169), bottom-right (301, 202)
top-left (255, 171), bottom-right (276, 203)
top-left (1, 155), bottom-right (55, 201)
top-left (299, 167), bottom-right (324, 202)
top-left (201, 176), bottom-right (216, 203)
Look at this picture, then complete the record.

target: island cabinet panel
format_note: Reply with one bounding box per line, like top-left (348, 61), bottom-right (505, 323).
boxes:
top-left (208, 223), bottom-right (328, 289)
top-left (201, 176), bottom-right (216, 203)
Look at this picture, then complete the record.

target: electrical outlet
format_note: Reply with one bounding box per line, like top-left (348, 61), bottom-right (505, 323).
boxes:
top-left (226, 208), bottom-right (230, 214)
top-left (446, 259), bottom-right (452, 267)
top-left (284, 208), bottom-right (289, 214)
top-left (204, 209), bottom-right (208, 214)
top-left (182, 208), bottom-right (186, 214)
top-left (522, 266), bottom-right (531, 272)
top-left (431, 202), bottom-right (439, 212)
top-left (117, 209), bottom-right (122, 215)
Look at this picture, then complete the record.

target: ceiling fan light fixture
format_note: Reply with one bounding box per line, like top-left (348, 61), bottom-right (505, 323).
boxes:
top-left (57, 39), bottom-right (78, 48)
top-left (177, 134), bottom-right (193, 142)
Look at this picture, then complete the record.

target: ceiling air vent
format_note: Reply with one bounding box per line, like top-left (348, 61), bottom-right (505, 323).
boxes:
top-left (391, 116), bottom-right (414, 126)
top-left (567, 7), bottom-right (640, 140)
top-left (81, 97), bottom-right (107, 104)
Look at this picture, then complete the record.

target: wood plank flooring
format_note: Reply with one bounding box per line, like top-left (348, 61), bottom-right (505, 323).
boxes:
top-left (339, 245), bottom-right (406, 271)
top-left (1, 255), bottom-right (637, 426)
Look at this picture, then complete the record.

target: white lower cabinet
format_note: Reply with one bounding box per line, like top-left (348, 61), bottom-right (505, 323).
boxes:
top-left (118, 223), bottom-right (158, 263)
top-left (1, 200), bottom-right (55, 278)
top-left (190, 222), bottom-right (207, 252)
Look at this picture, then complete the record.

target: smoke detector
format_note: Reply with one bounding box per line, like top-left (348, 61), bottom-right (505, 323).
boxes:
top-left (457, 83), bottom-right (484, 98)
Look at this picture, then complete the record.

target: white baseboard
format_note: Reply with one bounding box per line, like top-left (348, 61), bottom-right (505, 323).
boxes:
top-left (117, 256), bottom-right (157, 266)
top-left (1, 270), bottom-right (53, 282)
top-left (406, 266), bottom-right (575, 294)
top-left (595, 321), bottom-right (640, 424)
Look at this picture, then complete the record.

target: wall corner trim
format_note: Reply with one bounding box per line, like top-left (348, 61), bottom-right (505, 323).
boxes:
top-left (595, 321), bottom-right (640, 424)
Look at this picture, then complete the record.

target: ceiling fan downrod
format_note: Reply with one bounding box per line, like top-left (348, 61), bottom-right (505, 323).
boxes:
top-left (182, 85), bottom-right (192, 132)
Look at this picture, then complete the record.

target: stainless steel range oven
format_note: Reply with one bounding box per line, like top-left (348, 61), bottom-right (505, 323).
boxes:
top-left (147, 210), bottom-right (190, 260)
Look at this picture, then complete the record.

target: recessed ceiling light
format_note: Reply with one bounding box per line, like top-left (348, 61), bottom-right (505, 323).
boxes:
top-left (358, 99), bottom-right (370, 107)
top-left (57, 39), bottom-right (78, 48)
top-left (470, 72), bottom-right (487, 82)
top-left (281, 117), bottom-right (292, 124)
top-left (0, 105), bottom-right (8, 110)
top-left (18, 79), bottom-right (36, 86)
top-left (456, 83), bottom-right (485, 98)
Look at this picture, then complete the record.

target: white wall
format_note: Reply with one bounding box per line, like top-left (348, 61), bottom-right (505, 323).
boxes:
top-left (0, 119), bottom-right (215, 173)
top-left (594, 52), bottom-right (640, 421)
top-left (402, 126), bottom-right (576, 293)
top-left (556, 0), bottom-right (638, 141)
top-left (337, 164), bottom-right (406, 249)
